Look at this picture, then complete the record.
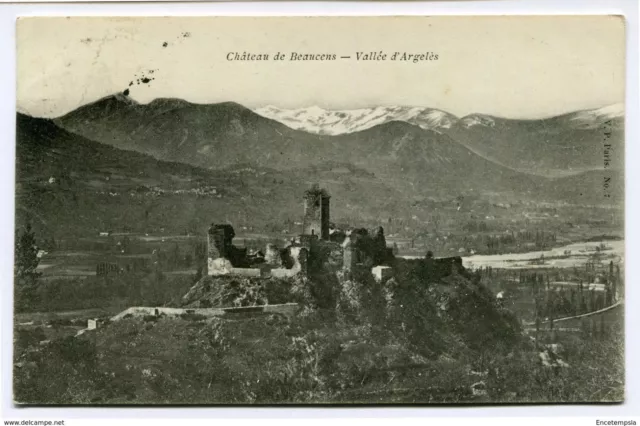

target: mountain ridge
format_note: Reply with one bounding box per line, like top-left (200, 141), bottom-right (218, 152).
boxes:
top-left (17, 111), bottom-right (622, 241)
top-left (254, 102), bottom-right (624, 134)
top-left (15, 113), bottom-right (437, 236)
top-left (53, 95), bottom-right (550, 197)
top-left (53, 94), bottom-right (624, 180)
top-left (254, 104), bottom-right (459, 135)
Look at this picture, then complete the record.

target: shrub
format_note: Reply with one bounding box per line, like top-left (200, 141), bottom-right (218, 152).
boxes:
top-left (179, 312), bottom-right (206, 322)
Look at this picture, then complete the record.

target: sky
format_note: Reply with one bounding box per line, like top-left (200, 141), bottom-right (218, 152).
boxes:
top-left (16, 16), bottom-right (626, 119)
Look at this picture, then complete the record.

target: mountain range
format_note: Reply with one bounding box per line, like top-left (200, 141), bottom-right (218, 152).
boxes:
top-left (53, 95), bottom-right (624, 179)
top-left (254, 105), bottom-right (458, 135)
top-left (15, 94), bottom-right (624, 236)
top-left (255, 103), bottom-right (624, 135)
top-left (54, 94), bottom-right (578, 203)
top-left (15, 113), bottom-right (409, 235)
top-left (255, 103), bottom-right (625, 177)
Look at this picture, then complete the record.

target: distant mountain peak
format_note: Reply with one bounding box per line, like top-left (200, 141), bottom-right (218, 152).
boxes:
top-left (54, 93), bottom-right (140, 121)
top-left (571, 103), bottom-right (624, 120)
top-left (108, 92), bottom-right (140, 105)
top-left (78, 92), bottom-right (137, 109)
top-left (459, 114), bottom-right (496, 129)
top-left (598, 102), bottom-right (624, 116)
top-left (253, 104), bottom-right (458, 135)
top-left (566, 103), bottom-right (624, 129)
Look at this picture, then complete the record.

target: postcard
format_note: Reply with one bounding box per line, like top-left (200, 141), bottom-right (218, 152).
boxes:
top-left (14, 16), bottom-right (625, 404)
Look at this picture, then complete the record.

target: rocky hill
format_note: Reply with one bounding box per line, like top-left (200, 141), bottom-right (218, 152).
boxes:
top-left (12, 254), bottom-right (533, 404)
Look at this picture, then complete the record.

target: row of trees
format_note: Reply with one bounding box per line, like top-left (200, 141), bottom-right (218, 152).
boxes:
top-left (477, 262), bottom-right (622, 323)
top-left (14, 224), bottom-right (41, 311)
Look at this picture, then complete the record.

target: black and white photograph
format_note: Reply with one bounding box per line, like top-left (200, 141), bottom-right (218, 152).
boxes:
top-left (13, 16), bottom-right (625, 405)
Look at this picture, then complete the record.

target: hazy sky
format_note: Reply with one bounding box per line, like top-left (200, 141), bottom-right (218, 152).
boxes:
top-left (17, 16), bottom-right (625, 119)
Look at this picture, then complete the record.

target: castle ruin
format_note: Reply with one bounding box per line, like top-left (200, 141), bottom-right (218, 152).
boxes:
top-left (204, 185), bottom-right (464, 283)
top-left (205, 185), bottom-right (393, 280)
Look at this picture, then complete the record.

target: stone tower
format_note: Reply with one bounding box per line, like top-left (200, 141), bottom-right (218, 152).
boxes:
top-left (207, 223), bottom-right (235, 260)
top-left (302, 186), bottom-right (330, 240)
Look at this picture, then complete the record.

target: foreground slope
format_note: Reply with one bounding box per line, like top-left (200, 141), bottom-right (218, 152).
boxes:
top-left (14, 256), bottom-right (623, 404)
top-left (14, 256), bottom-right (525, 404)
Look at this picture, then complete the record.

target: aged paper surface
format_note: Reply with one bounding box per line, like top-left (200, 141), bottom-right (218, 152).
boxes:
top-left (14, 16), bottom-right (624, 404)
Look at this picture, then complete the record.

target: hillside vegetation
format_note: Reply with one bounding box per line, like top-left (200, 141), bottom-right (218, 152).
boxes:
top-left (14, 256), bottom-right (623, 404)
top-left (16, 113), bottom-right (406, 237)
top-left (15, 258), bottom-right (521, 404)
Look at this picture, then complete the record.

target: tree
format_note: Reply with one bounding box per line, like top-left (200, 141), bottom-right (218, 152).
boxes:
top-left (15, 224), bottom-right (40, 278)
top-left (15, 224), bottom-right (41, 311)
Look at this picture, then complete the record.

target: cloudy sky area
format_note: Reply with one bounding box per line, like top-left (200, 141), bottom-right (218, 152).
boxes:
top-left (17, 16), bottom-right (625, 119)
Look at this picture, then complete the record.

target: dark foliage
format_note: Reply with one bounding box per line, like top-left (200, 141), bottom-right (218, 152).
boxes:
top-left (14, 224), bottom-right (42, 311)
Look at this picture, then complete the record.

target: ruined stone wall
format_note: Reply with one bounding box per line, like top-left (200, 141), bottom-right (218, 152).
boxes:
top-left (232, 268), bottom-right (264, 278)
top-left (320, 197), bottom-right (330, 239)
top-left (271, 246), bottom-right (308, 278)
top-left (393, 256), bottom-right (467, 284)
top-left (207, 232), bottom-right (221, 260)
top-left (342, 241), bottom-right (356, 271)
top-left (265, 244), bottom-right (283, 266)
top-left (208, 257), bottom-right (234, 276)
top-left (371, 265), bottom-right (394, 283)
top-left (110, 303), bottom-right (301, 322)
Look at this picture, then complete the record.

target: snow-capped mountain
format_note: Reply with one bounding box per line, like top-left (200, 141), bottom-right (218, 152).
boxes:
top-left (54, 93), bottom-right (624, 178)
top-left (255, 103), bottom-right (624, 135)
top-left (456, 104), bottom-right (624, 131)
top-left (254, 105), bottom-right (459, 135)
top-left (566, 103), bottom-right (624, 129)
top-left (459, 114), bottom-right (496, 128)
top-left (445, 103), bottom-right (625, 176)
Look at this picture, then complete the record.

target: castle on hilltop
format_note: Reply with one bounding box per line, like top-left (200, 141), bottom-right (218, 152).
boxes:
top-left (205, 185), bottom-right (395, 281)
